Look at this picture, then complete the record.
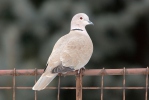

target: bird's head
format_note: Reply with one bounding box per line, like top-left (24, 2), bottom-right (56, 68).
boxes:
top-left (71, 13), bottom-right (93, 31)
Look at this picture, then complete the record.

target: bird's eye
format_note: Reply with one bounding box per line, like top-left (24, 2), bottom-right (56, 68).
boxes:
top-left (80, 17), bottom-right (83, 20)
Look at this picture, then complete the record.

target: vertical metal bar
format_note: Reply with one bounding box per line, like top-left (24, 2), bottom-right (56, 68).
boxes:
top-left (145, 67), bottom-right (148, 100)
top-left (123, 67), bottom-right (126, 100)
top-left (13, 68), bottom-right (16, 100)
top-left (57, 74), bottom-right (61, 100)
top-left (101, 68), bottom-right (104, 100)
top-left (76, 69), bottom-right (82, 100)
top-left (35, 68), bottom-right (37, 100)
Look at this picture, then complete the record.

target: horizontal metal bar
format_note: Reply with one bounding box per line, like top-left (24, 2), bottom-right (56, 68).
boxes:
top-left (0, 69), bottom-right (44, 76)
top-left (82, 87), bottom-right (149, 89)
top-left (0, 87), bottom-right (75, 90)
top-left (0, 68), bottom-right (148, 76)
top-left (0, 87), bottom-right (148, 90)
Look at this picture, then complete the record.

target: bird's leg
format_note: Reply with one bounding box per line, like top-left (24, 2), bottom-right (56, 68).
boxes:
top-left (75, 70), bottom-right (80, 76)
top-left (61, 72), bottom-right (67, 77)
top-left (77, 67), bottom-right (85, 74)
top-left (76, 67), bottom-right (85, 76)
top-left (78, 69), bottom-right (81, 74)
top-left (82, 67), bottom-right (86, 71)
top-left (58, 73), bottom-right (62, 76)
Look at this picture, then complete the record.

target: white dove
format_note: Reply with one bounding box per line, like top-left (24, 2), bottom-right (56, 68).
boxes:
top-left (32, 13), bottom-right (93, 91)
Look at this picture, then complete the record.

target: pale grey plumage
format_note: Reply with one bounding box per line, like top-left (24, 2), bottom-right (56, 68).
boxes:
top-left (32, 13), bottom-right (93, 91)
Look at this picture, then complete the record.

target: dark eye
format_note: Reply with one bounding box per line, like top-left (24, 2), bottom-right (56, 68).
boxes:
top-left (80, 17), bottom-right (83, 20)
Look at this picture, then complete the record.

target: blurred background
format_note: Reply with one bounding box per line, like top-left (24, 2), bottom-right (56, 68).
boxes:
top-left (0, 0), bottom-right (149, 100)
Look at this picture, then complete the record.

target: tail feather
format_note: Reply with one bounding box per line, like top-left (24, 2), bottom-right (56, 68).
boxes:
top-left (32, 73), bottom-right (57, 91)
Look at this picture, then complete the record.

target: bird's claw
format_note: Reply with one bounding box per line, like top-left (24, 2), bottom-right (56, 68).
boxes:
top-left (76, 67), bottom-right (86, 76)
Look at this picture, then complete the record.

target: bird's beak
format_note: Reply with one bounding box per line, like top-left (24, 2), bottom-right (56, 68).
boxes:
top-left (88, 20), bottom-right (94, 25)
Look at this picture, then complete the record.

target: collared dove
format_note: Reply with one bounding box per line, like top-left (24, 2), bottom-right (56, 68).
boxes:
top-left (32, 13), bottom-right (93, 91)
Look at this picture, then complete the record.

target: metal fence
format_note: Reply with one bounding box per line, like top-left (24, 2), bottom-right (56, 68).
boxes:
top-left (0, 68), bottom-right (148, 100)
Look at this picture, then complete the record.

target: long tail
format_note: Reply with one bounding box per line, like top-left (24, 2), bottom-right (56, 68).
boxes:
top-left (32, 72), bottom-right (57, 91)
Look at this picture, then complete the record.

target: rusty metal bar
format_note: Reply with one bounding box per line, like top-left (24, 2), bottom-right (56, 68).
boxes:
top-left (101, 68), bottom-right (104, 100)
top-left (34, 68), bottom-right (37, 100)
top-left (57, 75), bottom-right (61, 100)
top-left (123, 67), bottom-right (125, 100)
top-left (0, 68), bottom-right (149, 100)
top-left (0, 68), bottom-right (149, 76)
top-left (145, 67), bottom-right (148, 100)
top-left (0, 86), bottom-right (149, 90)
top-left (76, 70), bottom-right (82, 100)
top-left (13, 68), bottom-right (16, 100)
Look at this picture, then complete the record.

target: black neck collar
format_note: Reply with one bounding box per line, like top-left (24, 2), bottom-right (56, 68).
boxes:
top-left (71, 29), bottom-right (83, 31)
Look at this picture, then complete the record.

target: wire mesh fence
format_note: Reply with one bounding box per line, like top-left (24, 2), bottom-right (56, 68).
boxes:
top-left (0, 68), bottom-right (148, 100)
